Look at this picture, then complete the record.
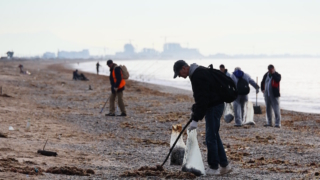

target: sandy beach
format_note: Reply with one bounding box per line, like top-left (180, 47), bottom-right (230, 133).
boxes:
top-left (1, 59), bottom-right (320, 179)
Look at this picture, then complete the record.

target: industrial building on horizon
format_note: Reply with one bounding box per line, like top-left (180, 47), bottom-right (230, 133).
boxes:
top-left (3, 43), bottom-right (319, 60)
top-left (113, 43), bottom-right (202, 60)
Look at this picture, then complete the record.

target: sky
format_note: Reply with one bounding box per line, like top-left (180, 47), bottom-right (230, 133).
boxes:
top-left (0, 0), bottom-right (320, 56)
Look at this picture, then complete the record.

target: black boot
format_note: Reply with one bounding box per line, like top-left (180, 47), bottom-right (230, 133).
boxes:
top-left (117, 113), bottom-right (126, 117)
top-left (105, 113), bottom-right (115, 116)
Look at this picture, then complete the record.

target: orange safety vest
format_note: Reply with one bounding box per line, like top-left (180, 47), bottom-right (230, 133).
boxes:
top-left (112, 68), bottom-right (126, 89)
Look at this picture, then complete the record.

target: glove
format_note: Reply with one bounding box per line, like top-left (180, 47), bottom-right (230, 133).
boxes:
top-left (188, 120), bottom-right (198, 131)
top-left (114, 88), bottom-right (118, 92)
top-left (256, 85), bottom-right (260, 94)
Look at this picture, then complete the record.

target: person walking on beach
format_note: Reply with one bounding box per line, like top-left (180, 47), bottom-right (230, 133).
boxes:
top-left (105, 59), bottom-right (127, 116)
top-left (96, 62), bottom-right (101, 75)
top-left (219, 64), bottom-right (231, 77)
top-left (18, 64), bottom-right (24, 73)
top-left (231, 67), bottom-right (259, 127)
top-left (261, 64), bottom-right (281, 128)
top-left (173, 60), bottom-right (232, 176)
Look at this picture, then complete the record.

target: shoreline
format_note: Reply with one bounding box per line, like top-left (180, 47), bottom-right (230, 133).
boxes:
top-left (67, 61), bottom-right (193, 96)
top-left (70, 60), bottom-right (320, 115)
top-left (1, 59), bottom-right (320, 179)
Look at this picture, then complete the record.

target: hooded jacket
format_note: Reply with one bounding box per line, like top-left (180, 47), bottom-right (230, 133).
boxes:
top-left (189, 64), bottom-right (224, 121)
top-left (109, 63), bottom-right (125, 93)
top-left (231, 70), bottom-right (259, 90)
top-left (261, 72), bottom-right (281, 97)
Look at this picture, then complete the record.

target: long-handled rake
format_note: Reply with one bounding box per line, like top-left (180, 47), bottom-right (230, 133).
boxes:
top-left (99, 96), bottom-right (110, 113)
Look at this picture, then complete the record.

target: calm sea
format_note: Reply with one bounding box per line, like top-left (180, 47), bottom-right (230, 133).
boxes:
top-left (72, 58), bottom-right (320, 114)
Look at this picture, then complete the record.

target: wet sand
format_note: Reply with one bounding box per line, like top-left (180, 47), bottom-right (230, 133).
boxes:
top-left (0, 59), bottom-right (320, 179)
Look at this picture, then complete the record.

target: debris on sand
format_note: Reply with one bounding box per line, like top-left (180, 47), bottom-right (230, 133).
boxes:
top-left (0, 94), bottom-right (12, 97)
top-left (10, 166), bottom-right (44, 175)
top-left (0, 158), bottom-right (18, 165)
top-left (130, 138), bottom-right (169, 146)
top-left (0, 132), bottom-right (7, 138)
top-left (0, 158), bottom-right (43, 175)
top-left (1, 158), bottom-right (95, 176)
top-left (23, 160), bottom-right (38, 165)
top-left (255, 135), bottom-right (275, 143)
top-left (120, 165), bottom-right (196, 179)
top-left (46, 166), bottom-right (95, 176)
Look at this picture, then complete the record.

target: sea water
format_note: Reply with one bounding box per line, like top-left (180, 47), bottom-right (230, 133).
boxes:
top-left (73, 58), bottom-right (320, 114)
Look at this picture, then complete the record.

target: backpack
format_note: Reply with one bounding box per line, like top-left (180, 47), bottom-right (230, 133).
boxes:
top-left (237, 77), bottom-right (250, 95)
top-left (208, 64), bottom-right (238, 103)
top-left (119, 65), bottom-right (129, 79)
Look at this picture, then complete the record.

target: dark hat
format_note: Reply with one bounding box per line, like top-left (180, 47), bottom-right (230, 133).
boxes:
top-left (220, 64), bottom-right (225, 68)
top-left (107, 59), bottom-right (113, 66)
top-left (173, 60), bottom-right (188, 78)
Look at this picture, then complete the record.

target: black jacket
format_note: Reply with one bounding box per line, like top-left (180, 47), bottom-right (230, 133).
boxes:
top-left (190, 66), bottom-right (224, 121)
top-left (261, 72), bottom-right (281, 97)
top-left (109, 65), bottom-right (125, 93)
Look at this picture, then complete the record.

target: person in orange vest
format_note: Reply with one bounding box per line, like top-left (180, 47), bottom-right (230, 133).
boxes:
top-left (105, 60), bottom-right (127, 116)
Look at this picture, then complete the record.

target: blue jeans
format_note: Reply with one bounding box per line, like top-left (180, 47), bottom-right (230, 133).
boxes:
top-left (205, 103), bottom-right (228, 169)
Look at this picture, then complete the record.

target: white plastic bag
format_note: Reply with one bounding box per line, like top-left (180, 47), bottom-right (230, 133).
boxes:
top-left (242, 101), bottom-right (255, 125)
top-left (224, 103), bottom-right (234, 123)
top-left (181, 129), bottom-right (206, 176)
top-left (170, 124), bottom-right (186, 165)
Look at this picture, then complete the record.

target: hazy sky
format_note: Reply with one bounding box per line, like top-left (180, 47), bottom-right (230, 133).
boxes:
top-left (1, 0), bottom-right (320, 56)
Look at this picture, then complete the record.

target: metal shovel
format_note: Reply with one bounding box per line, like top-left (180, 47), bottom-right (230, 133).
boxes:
top-left (254, 77), bottom-right (262, 114)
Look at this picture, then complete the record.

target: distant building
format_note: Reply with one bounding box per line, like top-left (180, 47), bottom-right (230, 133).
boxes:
top-left (112, 43), bottom-right (204, 59)
top-left (115, 44), bottom-right (137, 59)
top-left (57, 49), bottom-right (90, 59)
top-left (161, 43), bottom-right (203, 59)
top-left (138, 48), bottom-right (159, 59)
top-left (42, 52), bottom-right (56, 59)
top-left (124, 44), bottom-right (135, 54)
top-left (163, 43), bottom-right (181, 53)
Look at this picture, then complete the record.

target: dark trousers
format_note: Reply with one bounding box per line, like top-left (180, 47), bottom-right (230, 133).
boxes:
top-left (205, 103), bottom-right (228, 169)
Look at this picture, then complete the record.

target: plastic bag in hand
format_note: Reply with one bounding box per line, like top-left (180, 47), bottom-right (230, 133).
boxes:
top-left (242, 101), bottom-right (255, 125)
top-left (224, 103), bottom-right (234, 123)
top-left (181, 129), bottom-right (205, 176)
